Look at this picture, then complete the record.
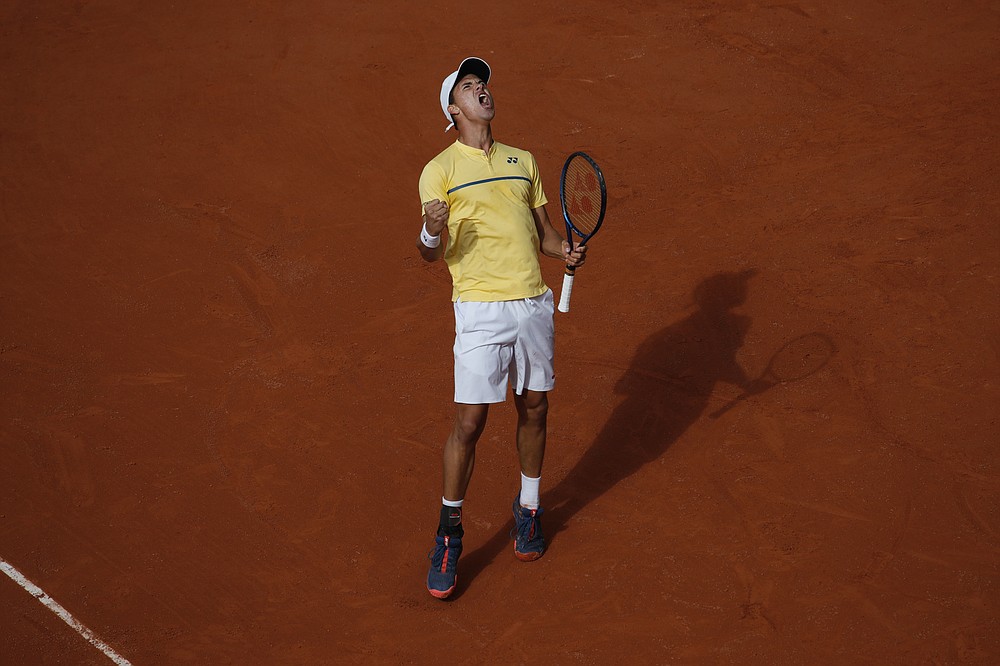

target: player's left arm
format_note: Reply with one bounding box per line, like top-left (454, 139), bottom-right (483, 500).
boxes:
top-left (532, 205), bottom-right (587, 267)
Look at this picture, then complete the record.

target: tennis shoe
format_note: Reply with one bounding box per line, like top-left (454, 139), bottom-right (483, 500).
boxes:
top-left (426, 534), bottom-right (462, 599)
top-left (511, 496), bottom-right (546, 561)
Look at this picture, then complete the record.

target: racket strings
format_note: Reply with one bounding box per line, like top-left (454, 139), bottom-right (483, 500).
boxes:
top-left (563, 159), bottom-right (603, 235)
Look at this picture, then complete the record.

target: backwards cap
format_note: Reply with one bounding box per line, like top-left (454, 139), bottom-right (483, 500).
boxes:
top-left (439, 57), bottom-right (491, 132)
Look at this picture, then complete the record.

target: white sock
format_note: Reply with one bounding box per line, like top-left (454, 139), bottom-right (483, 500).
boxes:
top-left (519, 472), bottom-right (540, 509)
top-left (442, 497), bottom-right (464, 508)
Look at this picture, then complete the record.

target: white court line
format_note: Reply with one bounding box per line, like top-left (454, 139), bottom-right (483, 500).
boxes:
top-left (1, 557), bottom-right (133, 666)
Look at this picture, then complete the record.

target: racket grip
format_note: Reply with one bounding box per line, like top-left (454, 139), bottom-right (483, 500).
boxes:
top-left (557, 269), bottom-right (575, 313)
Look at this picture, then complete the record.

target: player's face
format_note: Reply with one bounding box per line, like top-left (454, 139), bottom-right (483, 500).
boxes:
top-left (449, 74), bottom-right (495, 125)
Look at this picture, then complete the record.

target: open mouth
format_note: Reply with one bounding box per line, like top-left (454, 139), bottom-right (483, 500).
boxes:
top-left (478, 93), bottom-right (491, 108)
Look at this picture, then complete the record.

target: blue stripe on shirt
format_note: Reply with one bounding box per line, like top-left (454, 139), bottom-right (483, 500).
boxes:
top-left (447, 175), bottom-right (532, 195)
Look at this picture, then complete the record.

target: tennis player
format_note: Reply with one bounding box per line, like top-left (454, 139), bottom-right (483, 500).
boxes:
top-left (417, 56), bottom-right (587, 599)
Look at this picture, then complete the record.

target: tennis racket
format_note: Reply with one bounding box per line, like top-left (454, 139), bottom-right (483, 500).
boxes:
top-left (709, 332), bottom-right (836, 418)
top-left (557, 151), bottom-right (607, 313)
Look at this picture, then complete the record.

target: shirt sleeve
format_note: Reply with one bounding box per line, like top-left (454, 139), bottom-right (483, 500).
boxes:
top-left (526, 152), bottom-right (548, 209)
top-left (418, 160), bottom-right (448, 215)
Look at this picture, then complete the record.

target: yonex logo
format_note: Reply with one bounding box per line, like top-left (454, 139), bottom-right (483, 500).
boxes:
top-left (507, 156), bottom-right (519, 164)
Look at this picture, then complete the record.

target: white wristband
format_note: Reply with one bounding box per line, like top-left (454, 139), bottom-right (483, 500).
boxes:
top-left (420, 223), bottom-right (441, 248)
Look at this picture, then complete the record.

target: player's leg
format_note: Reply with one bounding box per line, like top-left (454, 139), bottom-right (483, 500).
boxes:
top-left (509, 291), bottom-right (556, 561)
top-left (427, 402), bottom-right (488, 599)
top-left (442, 402), bottom-right (489, 504)
top-left (428, 299), bottom-right (514, 598)
top-left (511, 389), bottom-right (547, 561)
top-left (513, 389), bottom-right (547, 485)
top-left (510, 290), bottom-right (555, 498)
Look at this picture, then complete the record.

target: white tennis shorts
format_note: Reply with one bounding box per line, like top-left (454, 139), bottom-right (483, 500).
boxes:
top-left (453, 290), bottom-right (556, 404)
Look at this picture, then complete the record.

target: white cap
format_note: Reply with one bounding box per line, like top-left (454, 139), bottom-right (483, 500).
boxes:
top-left (439, 57), bottom-right (491, 132)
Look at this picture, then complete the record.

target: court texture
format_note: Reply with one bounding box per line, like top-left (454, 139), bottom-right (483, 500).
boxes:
top-left (2, 1), bottom-right (997, 663)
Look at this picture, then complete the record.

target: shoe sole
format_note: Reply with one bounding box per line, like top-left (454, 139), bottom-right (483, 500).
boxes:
top-left (427, 581), bottom-right (456, 599)
top-left (513, 543), bottom-right (543, 562)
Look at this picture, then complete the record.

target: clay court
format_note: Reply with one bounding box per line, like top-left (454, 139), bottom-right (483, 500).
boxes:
top-left (2, 1), bottom-right (998, 663)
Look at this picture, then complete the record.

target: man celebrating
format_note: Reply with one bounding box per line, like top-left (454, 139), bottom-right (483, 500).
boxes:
top-left (417, 57), bottom-right (587, 599)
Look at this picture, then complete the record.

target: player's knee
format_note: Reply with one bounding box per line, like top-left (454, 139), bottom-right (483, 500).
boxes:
top-left (452, 412), bottom-right (487, 445)
top-left (519, 392), bottom-right (548, 424)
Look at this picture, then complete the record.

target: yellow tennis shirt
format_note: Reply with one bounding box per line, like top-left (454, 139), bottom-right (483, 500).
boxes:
top-left (419, 140), bottom-right (549, 302)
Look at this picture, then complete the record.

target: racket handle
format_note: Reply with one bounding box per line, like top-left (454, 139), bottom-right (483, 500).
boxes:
top-left (557, 268), bottom-right (575, 313)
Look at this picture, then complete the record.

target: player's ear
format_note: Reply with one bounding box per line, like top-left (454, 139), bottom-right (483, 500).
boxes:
top-left (447, 104), bottom-right (461, 117)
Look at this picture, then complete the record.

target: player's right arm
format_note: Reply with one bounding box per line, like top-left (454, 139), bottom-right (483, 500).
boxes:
top-left (417, 161), bottom-right (449, 262)
top-left (417, 199), bottom-right (448, 262)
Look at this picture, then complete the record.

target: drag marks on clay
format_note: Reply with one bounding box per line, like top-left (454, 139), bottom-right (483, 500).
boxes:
top-left (719, 32), bottom-right (776, 59)
top-left (750, 412), bottom-right (786, 461)
top-left (952, 628), bottom-right (990, 663)
top-left (770, 4), bottom-right (812, 19)
top-left (18, 422), bottom-right (98, 510)
top-left (694, 5), bottom-right (862, 102)
top-left (112, 372), bottom-right (187, 386)
top-left (859, 551), bottom-right (896, 583)
top-left (704, 470), bottom-right (792, 564)
top-left (731, 561), bottom-right (780, 633)
top-left (675, 140), bottom-right (726, 188)
top-left (224, 259), bottom-right (276, 340)
top-left (138, 268), bottom-right (195, 288)
top-left (166, 203), bottom-right (267, 334)
top-left (858, 497), bottom-right (911, 583)
top-left (852, 373), bottom-right (998, 491)
top-left (841, 584), bottom-right (906, 638)
top-left (393, 413), bottom-right (447, 457)
top-left (396, 436), bottom-right (435, 454)
top-left (953, 482), bottom-right (1000, 543)
top-left (760, 492), bottom-right (872, 524)
top-left (175, 200), bottom-right (319, 344)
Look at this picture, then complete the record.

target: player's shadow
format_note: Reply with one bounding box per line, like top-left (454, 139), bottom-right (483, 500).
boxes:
top-left (456, 269), bottom-right (756, 592)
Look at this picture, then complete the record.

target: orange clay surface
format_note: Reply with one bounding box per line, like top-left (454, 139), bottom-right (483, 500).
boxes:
top-left (2, 1), bottom-right (998, 663)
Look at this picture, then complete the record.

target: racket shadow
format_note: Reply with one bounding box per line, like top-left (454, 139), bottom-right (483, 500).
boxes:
top-left (459, 269), bottom-right (758, 582)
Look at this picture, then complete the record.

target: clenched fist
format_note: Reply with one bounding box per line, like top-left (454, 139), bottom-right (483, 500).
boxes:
top-left (423, 199), bottom-right (449, 236)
